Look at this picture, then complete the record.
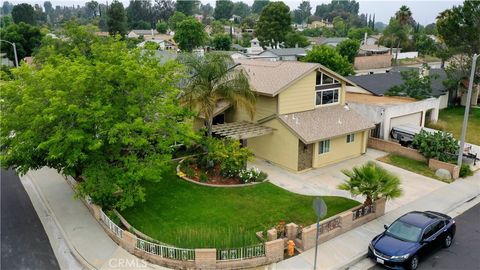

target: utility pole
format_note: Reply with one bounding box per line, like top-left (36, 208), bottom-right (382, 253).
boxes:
top-left (0, 40), bottom-right (19, 67)
top-left (457, 53), bottom-right (479, 166)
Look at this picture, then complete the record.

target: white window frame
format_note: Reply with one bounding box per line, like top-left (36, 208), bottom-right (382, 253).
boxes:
top-left (347, 133), bottom-right (355, 143)
top-left (319, 139), bottom-right (330, 154)
top-left (315, 88), bottom-right (340, 107)
top-left (316, 72), bottom-right (339, 86)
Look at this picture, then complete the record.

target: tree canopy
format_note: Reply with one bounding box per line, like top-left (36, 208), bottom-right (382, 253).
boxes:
top-left (107, 1), bottom-right (128, 36)
top-left (214, 0), bottom-right (234, 20)
top-left (336, 39), bottom-right (360, 63)
top-left (302, 45), bottom-right (354, 76)
top-left (251, 0), bottom-right (269, 14)
top-left (176, 0), bottom-right (199, 16)
top-left (212, 34), bottom-right (231, 51)
top-left (0, 22), bottom-right (43, 62)
top-left (0, 24), bottom-right (194, 210)
top-left (386, 67), bottom-right (437, 100)
top-left (11, 3), bottom-right (36, 25)
top-left (174, 17), bottom-right (207, 52)
top-left (168, 11), bottom-right (187, 30)
top-left (284, 31), bottom-right (309, 48)
top-left (255, 2), bottom-right (291, 49)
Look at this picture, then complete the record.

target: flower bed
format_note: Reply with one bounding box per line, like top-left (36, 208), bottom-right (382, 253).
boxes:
top-left (178, 157), bottom-right (268, 185)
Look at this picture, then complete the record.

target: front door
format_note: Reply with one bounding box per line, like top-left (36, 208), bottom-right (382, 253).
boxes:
top-left (298, 140), bottom-right (313, 171)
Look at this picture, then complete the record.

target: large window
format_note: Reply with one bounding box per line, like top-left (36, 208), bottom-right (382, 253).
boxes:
top-left (315, 89), bottom-right (339, 106)
top-left (316, 72), bottom-right (338, 86)
top-left (319, 140), bottom-right (330, 154)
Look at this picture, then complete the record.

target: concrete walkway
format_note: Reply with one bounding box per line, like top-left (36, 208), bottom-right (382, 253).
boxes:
top-left (20, 168), bottom-right (167, 270)
top-left (267, 173), bottom-right (480, 270)
top-left (249, 149), bottom-right (446, 212)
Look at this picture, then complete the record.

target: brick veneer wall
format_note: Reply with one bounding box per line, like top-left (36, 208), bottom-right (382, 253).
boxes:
top-left (428, 159), bottom-right (460, 179)
top-left (368, 137), bottom-right (427, 162)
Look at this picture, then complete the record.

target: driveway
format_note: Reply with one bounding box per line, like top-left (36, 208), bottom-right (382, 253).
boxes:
top-left (249, 148), bottom-right (446, 212)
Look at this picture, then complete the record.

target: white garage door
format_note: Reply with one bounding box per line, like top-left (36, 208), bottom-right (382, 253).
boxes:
top-left (390, 112), bottom-right (423, 128)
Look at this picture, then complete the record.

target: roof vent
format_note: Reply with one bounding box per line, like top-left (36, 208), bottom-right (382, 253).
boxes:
top-left (337, 119), bottom-right (342, 125)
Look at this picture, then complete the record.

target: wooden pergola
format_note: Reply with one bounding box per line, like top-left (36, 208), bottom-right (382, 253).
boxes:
top-left (212, 121), bottom-right (275, 139)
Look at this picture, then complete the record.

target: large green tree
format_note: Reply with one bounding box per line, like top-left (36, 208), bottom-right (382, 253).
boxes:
top-left (180, 53), bottom-right (256, 135)
top-left (11, 3), bottom-right (36, 25)
top-left (174, 17), bottom-right (207, 52)
top-left (437, 1), bottom-right (479, 56)
top-left (336, 38), bottom-right (360, 63)
top-left (302, 45), bottom-right (354, 76)
top-left (386, 67), bottom-right (437, 100)
top-left (167, 11), bottom-right (187, 30)
top-left (212, 33), bottom-right (231, 51)
top-left (107, 1), bottom-right (128, 36)
top-left (0, 22), bottom-right (43, 62)
top-left (232, 2), bottom-right (250, 18)
top-left (293, 1), bottom-right (311, 24)
top-left (214, 0), bottom-right (234, 20)
top-left (255, 2), bottom-right (291, 48)
top-left (0, 25), bottom-right (194, 210)
top-left (126, 0), bottom-right (153, 29)
top-left (284, 31), bottom-right (309, 48)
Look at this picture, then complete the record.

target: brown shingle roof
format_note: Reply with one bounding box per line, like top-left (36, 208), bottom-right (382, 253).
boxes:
top-left (278, 105), bottom-right (375, 144)
top-left (235, 59), bottom-right (319, 96)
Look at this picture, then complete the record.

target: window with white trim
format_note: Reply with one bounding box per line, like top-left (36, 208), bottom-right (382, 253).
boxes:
top-left (315, 88), bottom-right (339, 106)
top-left (316, 72), bottom-right (338, 86)
top-left (347, 133), bottom-right (355, 143)
top-left (319, 140), bottom-right (330, 154)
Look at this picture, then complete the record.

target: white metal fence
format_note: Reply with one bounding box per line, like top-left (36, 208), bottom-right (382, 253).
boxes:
top-left (216, 243), bottom-right (265, 261)
top-left (136, 238), bottom-right (195, 261)
top-left (99, 210), bottom-right (123, 238)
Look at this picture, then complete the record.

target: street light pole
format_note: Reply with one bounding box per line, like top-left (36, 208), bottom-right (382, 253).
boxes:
top-left (0, 39), bottom-right (19, 67)
top-left (457, 53), bottom-right (479, 166)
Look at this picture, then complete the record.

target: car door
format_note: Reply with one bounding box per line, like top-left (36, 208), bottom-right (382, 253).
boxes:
top-left (419, 223), bottom-right (437, 255)
top-left (431, 220), bottom-right (447, 248)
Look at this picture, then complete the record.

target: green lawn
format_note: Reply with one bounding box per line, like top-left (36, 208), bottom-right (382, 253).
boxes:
top-left (378, 154), bottom-right (450, 183)
top-left (427, 107), bottom-right (480, 145)
top-left (120, 170), bottom-right (359, 249)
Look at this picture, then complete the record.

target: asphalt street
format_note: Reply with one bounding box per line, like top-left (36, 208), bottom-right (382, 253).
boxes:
top-left (370, 202), bottom-right (480, 270)
top-left (1, 169), bottom-right (60, 270)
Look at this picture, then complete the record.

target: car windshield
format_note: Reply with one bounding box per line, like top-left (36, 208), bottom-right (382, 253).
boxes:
top-left (386, 220), bottom-right (422, 242)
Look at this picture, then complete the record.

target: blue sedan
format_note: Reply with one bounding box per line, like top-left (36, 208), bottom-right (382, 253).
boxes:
top-left (368, 211), bottom-right (456, 270)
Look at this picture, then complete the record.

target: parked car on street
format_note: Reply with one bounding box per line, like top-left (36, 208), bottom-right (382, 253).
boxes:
top-left (368, 211), bottom-right (456, 270)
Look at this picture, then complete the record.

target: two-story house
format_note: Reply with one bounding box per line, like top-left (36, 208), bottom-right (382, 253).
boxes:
top-left (205, 59), bottom-right (374, 172)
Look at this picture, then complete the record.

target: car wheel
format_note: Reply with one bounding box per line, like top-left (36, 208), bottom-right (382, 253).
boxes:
top-left (443, 234), bottom-right (453, 248)
top-left (409, 255), bottom-right (420, 270)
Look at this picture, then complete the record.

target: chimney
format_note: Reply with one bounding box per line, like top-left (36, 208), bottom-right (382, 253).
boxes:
top-left (364, 32), bottom-right (367, 45)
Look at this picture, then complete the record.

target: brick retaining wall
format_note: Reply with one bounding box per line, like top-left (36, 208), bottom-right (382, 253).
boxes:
top-left (368, 137), bottom-right (427, 162)
top-left (428, 159), bottom-right (460, 179)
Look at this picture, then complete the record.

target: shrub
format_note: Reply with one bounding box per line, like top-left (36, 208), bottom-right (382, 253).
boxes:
top-left (459, 164), bottom-right (473, 178)
top-left (238, 167), bottom-right (268, 183)
top-left (197, 137), bottom-right (252, 177)
top-left (412, 130), bottom-right (459, 162)
top-left (184, 166), bottom-right (195, 178)
top-left (199, 172), bottom-right (209, 183)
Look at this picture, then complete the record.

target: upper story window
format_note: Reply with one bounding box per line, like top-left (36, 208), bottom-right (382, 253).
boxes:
top-left (316, 88), bottom-right (339, 106)
top-left (316, 72), bottom-right (338, 86)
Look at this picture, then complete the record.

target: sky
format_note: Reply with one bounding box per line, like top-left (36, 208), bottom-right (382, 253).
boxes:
top-left (6, 0), bottom-right (464, 25)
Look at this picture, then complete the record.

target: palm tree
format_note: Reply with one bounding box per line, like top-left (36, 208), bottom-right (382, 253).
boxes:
top-left (338, 161), bottom-right (403, 205)
top-left (393, 5), bottom-right (412, 64)
top-left (180, 53), bottom-right (256, 136)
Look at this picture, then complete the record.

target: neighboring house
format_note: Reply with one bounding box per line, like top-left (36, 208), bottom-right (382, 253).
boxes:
top-left (1, 53), bottom-right (14, 67)
top-left (308, 20), bottom-right (333, 29)
top-left (200, 59), bottom-right (374, 171)
top-left (127, 29), bottom-right (159, 39)
top-left (231, 44), bottom-right (247, 53)
top-left (345, 69), bottom-right (448, 141)
top-left (354, 44), bottom-right (392, 70)
top-left (363, 34), bottom-right (381, 46)
top-left (320, 37), bottom-right (348, 47)
top-left (255, 48), bottom-right (307, 61)
top-left (137, 39), bottom-right (177, 51)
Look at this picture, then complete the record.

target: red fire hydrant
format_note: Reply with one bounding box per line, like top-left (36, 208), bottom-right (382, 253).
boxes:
top-left (287, 240), bottom-right (295, 256)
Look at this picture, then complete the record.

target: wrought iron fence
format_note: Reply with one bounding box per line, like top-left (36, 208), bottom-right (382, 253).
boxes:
top-left (216, 243), bottom-right (265, 261)
top-left (352, 204), bottom-right (376, 221)
top-left (319, 217), bottom-right (341, 234)
top-left (136, 238), bottom-right (195, 261)
top-left (99, 210), bottom-right (123, 238)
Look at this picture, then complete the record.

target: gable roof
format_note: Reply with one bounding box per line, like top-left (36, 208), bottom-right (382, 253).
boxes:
top-left (279, 105), bottom-right (375, 144)
top-left (235, 59), bottom-right (319, 96)
top-left (259, 48), bottom-right (307, 57)
top-left (346, 68), bottom-right (448, 97)
top-left (236, 59), bottom-right (357, 96)
top-left (321, 37), bottom-right (348, 45)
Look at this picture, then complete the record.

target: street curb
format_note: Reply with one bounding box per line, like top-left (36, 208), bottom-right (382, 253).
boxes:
top-left (21, 172), bottom-right (97, 270)
top-left (340, 191), bottom-right (480, 270)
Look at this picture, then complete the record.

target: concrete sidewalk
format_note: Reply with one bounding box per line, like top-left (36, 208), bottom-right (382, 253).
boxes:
top-left (268, 173), bottom-right (480, 270)
top-left (20, 168), bottom-right (167, 270)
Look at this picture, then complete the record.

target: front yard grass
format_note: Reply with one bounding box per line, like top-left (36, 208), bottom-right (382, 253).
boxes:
top-left (427, 107), bottom-right (480, 145)
top-left (378, 154), bottom-right (450, 183)
top-left (120, 169), bottom-right (359, 249)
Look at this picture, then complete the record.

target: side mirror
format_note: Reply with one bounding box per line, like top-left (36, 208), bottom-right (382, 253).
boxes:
top-left (421, 239), bottom-right (431, 244)
top-left (384, 224), bottom-right (388, 230)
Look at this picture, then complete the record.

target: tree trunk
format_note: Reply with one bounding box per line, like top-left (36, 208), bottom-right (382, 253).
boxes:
top-left (206, 117), bottom-right (213, 137)
top-left (394, 39), bottom-right (401, 66)
top-left (364, 196), bottom-right (373, 206)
